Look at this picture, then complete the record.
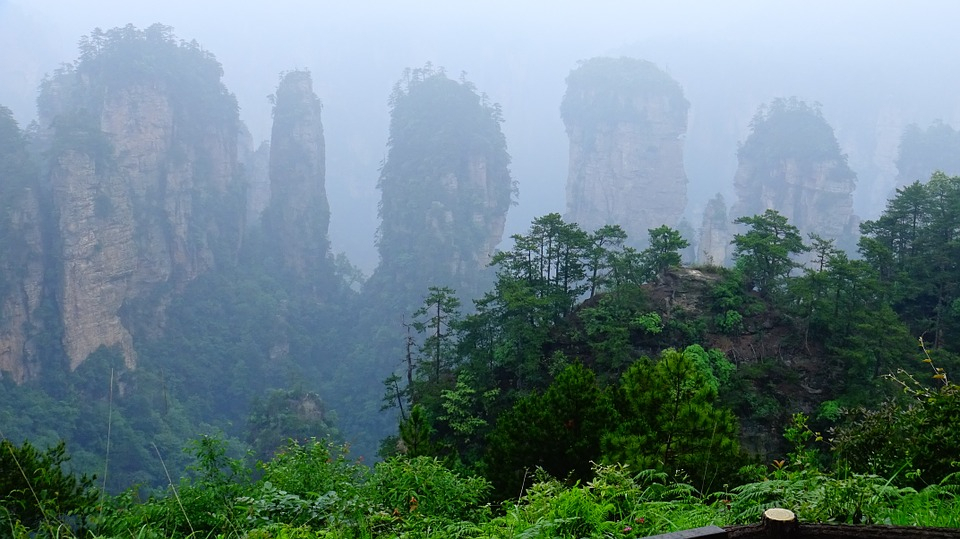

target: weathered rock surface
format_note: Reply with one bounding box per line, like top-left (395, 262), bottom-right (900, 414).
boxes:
top-left (896, 121), bottom-right (960, 185)
top-left (242, 139), bottom-right (271, 228)
top-left (369, 67), bottom-right (513, 305)
top-left (34, 27), bottom-right (246, 372)
top-left (0, 188), bottom-right (45, 382)
top-left (262, 71), bottom-right (330, 278)
top-left (562, 57), bottom-right (689, 242)
top-left (732, 98), bottom-right (857, 244)
top-left (48, 81), bottom-right (243, 370)
top-left (0, 107), bottom-right (45, 382)
top-left (697, 194), bottom-right (732, 266)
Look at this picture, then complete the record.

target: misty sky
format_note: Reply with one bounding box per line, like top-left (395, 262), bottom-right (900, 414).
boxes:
top-left (3, 1), bottom-right (960, 271)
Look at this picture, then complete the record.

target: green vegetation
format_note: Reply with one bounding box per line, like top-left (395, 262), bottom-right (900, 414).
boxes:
top-left (0, 106), bottom-right (38, 300)
top-left (732, 209), bottom-right (807, 298)
top-left (6, 22), bottom-right (960, 539)
top-left (40, 23), bottom-right (238, 141)
top-left (561, 56), bottom-right (688, 127)
top-left (738, 97), bottom-right (852, 169)
top-left (369, 64), bottom-right (514, 310)
top-left (4, 417), bottom-right (959, 537)
top-left (896, 121), bottom-right (960, 184)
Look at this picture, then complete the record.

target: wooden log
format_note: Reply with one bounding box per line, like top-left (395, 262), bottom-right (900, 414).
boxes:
top-left (763, 508), bottom-right (798, 539)
top-left (642, 525), bottom-right (728, 539)
top-left (797, 524), bottom-right (960, 539)
top-left (727, 522), bottom-right (960, 539)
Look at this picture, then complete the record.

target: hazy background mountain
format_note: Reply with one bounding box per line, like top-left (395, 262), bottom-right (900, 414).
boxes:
top-left (3, 0), bottom-right (959, 272)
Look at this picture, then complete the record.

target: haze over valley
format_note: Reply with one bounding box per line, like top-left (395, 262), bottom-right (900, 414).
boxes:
top-left (3, 3), bottom-right (960, 533)
top-left (4, 1), bottom-right (960, 271)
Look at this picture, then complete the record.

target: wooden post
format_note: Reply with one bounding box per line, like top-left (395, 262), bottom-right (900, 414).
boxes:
top-left (762, 508), bottom-right (797, 539)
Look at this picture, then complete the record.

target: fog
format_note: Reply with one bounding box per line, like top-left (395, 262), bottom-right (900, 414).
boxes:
top-left (3, 0), bottom-right (959, 271)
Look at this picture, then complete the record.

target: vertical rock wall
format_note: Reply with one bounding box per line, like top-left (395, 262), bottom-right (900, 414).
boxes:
top-left (0, 107), bottom-right (45, 382)
top-left (369, 66), bottom-right (513, 306)
top-left (732, 98), bottom-right (857, 244)
top-left (562, 57), bottom-right (689, 242)
top-left (262, 71), bottom-right (330, 279)
top-left (49, 82), bottom-right (243, 370)
top-left (39, 27), bottom-right (245, 372)
top-left (697, 194), bottom-right (732, 266)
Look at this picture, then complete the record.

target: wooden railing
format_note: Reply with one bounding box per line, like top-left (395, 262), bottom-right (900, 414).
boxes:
top-left (646, 508), bottom-right (960, 539)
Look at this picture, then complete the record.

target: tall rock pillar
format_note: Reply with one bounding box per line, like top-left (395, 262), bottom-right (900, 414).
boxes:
top-left (367, 65), bottom-right (514, 309)
top-left (562, 57), bottom-right (689, 243)
top-left (262, 71), bottom-right (331, 280)
top-left (732, 98), bottom-right (857, 246)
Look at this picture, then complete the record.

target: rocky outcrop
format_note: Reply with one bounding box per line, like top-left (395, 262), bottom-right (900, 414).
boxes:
top-left (241, 139), bottom-right (271, 228)
top-left (896, 121), bottom-right (960, 185)
top-left (562, 57), bottom-right (689, 243)
top-left (369, 66), bottom-right (513, 305)
top-left (0, 189), bottom-right (45, 383)
top-left (732, 98), bottom-right (857, 244)
top-left (40, 25), bottom-right (245, 371)
top-left (261, 71), bottom-right (330, 278)
top-left (0, 107), bottom-right (45, 382)
top-left (697, 194), bottom-right (732, 266)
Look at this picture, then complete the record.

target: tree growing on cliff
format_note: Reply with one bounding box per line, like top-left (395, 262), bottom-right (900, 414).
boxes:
top-left (411, 286), bottom-right (462, 397)
top-left (732, 209), bottom-right (807, 297)
top-left (641, 225), bottom-right (690, 279)
top-left (732, 97), bottom-right (856, 246)
top-left (859, 173), bottom-right (960, 351)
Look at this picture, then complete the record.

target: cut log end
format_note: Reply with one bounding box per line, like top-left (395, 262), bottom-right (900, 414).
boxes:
top-left (762, 508), bottom-right (798, 539)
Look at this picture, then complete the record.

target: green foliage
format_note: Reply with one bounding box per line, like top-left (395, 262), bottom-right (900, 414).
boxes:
top-left (41, 24), bottom-right (239, 138)
top-left (0, 439), bottom-right (97, 535)
top-left (247, 389), bottom-right (339, 462)
top-left (833, 345), bottom-right (960, 486)
top-left (732, 209), bottom-right (808, 297)
top-left (561, 56), bottom-right (688, 127)
top-left (714, 309), bottom-right (744, 334)
top-left (245, 439), bottom-right (367, 529)
top-left (367, 456), bottom-right (491, 532)
top-left (485, 464), bottom-right (719, 539)
top-left (7, 434), bottom-right (960, 538)
top-left (585, 224), bottom-right (628, 297)
top-left (731, 469), bottom-right (919, 525)
top-left (860, 173), bottom-right (960, 352)
top-left (0, 106), bottom-right (39, 298)
top-left (603, 349), bottom-right (741, 491)
top-left (412, 286), bottom-right (462, 389)
top-left (486, 363), bottom-right (616, 498)
top-left (398, 404), bottom-right (435, 458)
top-left (579, 290), bottom-right (655, 373)
top-left (491, 213), bottom-right (592, 316)
top-left (641, 225), bottom-right (690, 279)
top-left (738, 97), bottom-right (852, 171)
top-left (372, 63), bottom-right (513, 307)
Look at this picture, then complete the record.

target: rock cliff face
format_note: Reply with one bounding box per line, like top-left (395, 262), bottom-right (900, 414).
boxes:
top-left (39, 25), bottom-right (245, 371)
top-left (261, 71), bottom-right (330, 278)
top-left (369, 66), bottom-right (513, 306)
top-left (697, 194), bottom-right (732, 266)
top-left (895, 121), bottom-right (960, 185)
top-left (732, 98), bottom-right (857, 244)
top-left (242, 139), bottom-right (271, 228)
top-left (562, 57), bottom-right (689, 242)
top-left (0, 107), bottom-right (45, 382)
